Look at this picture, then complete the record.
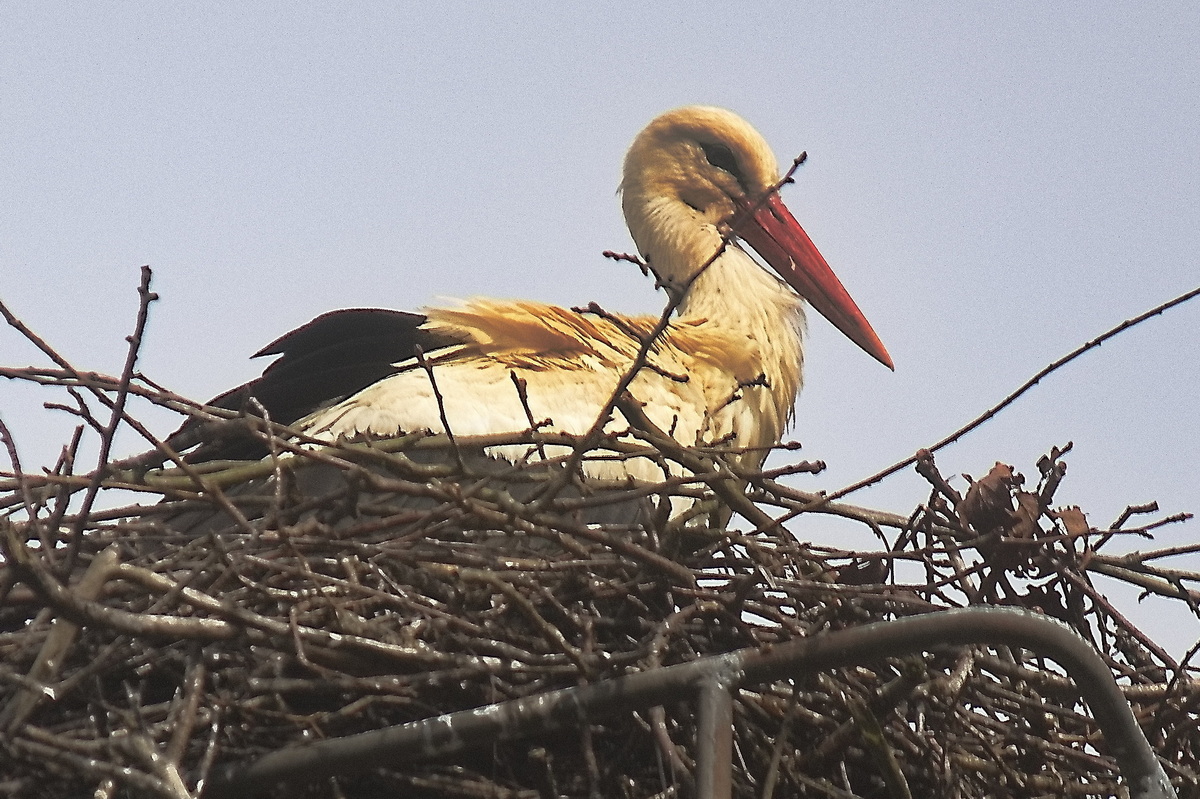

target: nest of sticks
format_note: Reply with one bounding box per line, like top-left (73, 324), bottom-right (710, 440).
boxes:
top-left (2, 277), bottom-right (1199, 799)
top-left (2, 399), bottom-right (1198, 799)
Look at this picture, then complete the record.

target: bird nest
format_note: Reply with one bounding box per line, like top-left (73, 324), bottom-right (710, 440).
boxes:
top-left (1, 272), bottom-right (1199, 798)
top-left (2, 396), bottom-right (1198, 799)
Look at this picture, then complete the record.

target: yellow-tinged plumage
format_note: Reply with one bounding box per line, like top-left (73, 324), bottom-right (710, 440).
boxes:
top-left (304, 295), bottom-right (796, 482)
top-left (424, 299), bottom-right (788, 400)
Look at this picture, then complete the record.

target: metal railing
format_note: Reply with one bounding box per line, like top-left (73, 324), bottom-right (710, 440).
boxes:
top-left (205, 607), bottom-right (1176, 799)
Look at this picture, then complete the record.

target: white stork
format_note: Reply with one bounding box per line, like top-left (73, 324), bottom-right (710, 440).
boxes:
top-left (175, 106), bottom-right (890, 489)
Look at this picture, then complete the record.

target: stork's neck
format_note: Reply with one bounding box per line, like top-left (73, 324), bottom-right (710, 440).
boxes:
top-left (679, 241), bottom-right (807, 417)
top-left (625, 196), bottom-right (808, 441)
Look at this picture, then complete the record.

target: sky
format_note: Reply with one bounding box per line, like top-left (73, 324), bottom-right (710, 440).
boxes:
top-left (2, 3), bottom-right (1198, 651)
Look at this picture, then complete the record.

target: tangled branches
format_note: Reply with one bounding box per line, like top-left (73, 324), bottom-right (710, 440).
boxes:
top-left (1, 276), bottom-right (1198, 798)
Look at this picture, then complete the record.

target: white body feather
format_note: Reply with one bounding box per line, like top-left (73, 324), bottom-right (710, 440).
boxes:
top-left (301, 245), bottom-right (805, 483)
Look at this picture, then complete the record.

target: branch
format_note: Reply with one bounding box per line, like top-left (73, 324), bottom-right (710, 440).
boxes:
top-left (65, 266), bottom-right (159, 567)
top-left (826, 283), bottom-right (1200, 503)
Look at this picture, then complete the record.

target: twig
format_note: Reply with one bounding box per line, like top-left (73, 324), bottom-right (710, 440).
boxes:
top-left (0, 418), bottom-right (50, 556)
top-left (825, 283), bottom-right (1200, 504)
top-left (509, 371), bottom-right (549, 462)
top-left (64, 266), bottom-right (159, 572)
top-left (1055, 565), bottom-right (1180, 671)
top-left (414, 345), bottom-right (464, 472)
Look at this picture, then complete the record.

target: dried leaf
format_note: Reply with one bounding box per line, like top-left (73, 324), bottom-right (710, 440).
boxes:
top-left (1009, 491), bottom-right (1042, 541)
top-left (958, 462), bottom-right (1018, 534)
top-left (1049, 505), bottom-right (1090, 537)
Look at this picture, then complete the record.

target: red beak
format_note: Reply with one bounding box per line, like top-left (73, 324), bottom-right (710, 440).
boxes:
top-left (733, 194), bottom-right (893, 370)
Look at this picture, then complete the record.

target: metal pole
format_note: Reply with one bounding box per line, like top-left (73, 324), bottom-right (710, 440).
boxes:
top-left (205, 607), bottom-right (1175, 799)
top-left (736, 608), bottom-right (1174, 799)
top-left (694, 673), bottom-right (735, 799)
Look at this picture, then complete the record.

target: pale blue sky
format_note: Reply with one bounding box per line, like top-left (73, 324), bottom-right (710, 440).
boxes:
top-left (2, 3), bottom-right (1198, 649)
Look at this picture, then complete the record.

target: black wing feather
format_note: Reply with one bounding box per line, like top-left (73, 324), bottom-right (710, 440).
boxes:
top-left (168, 308), bottom-right (462, 462)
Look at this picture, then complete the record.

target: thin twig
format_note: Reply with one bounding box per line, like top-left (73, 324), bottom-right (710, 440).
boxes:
top-left (509, 371), bottom-right (549, 462)
top-left (63, 266), bottom-right (159, 572)
top-left (414, 345), bottom-right (464, 473)
top-left (824, 283), bottom-right (1200, 504)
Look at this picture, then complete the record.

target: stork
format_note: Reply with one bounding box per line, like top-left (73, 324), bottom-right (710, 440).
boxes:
top-left (175, 107), bottom-right (890, 489)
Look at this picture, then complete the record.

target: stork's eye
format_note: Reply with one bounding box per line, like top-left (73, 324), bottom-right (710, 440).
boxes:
top-left (700, 142), bottom-right (744, 182)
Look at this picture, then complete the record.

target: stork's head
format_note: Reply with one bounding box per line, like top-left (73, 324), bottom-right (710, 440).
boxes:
top-left (621, 106), bottom-right (892, 370)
